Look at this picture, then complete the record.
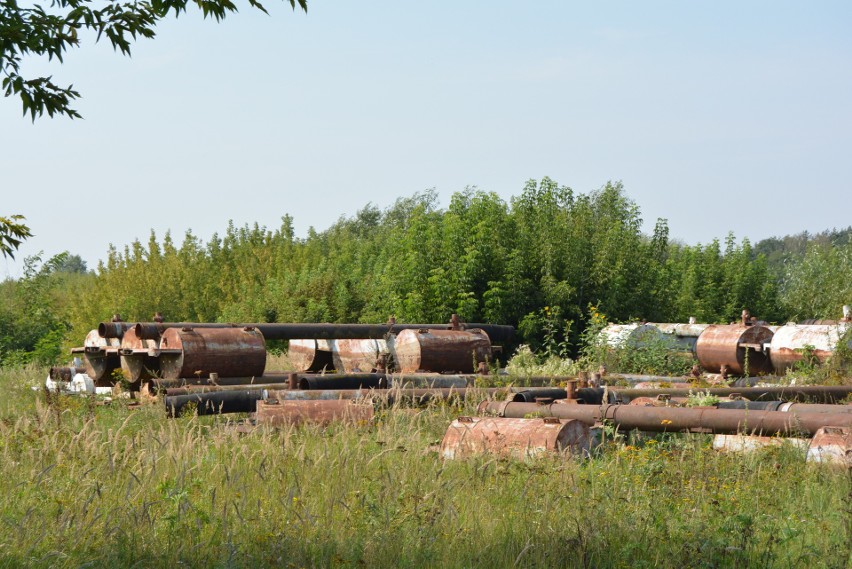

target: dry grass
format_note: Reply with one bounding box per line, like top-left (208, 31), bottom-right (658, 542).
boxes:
top-left (0, 365), bottom-right (850, 568)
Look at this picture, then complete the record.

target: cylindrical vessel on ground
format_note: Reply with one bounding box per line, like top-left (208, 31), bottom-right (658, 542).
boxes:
top-left (119, 325), bottom-right (160, 385)
top-left (695, 324), bottom-right (775, 375)
top-left (82, 329), bottom-right (122, 385)
top-left (440, 416), bottom-right (590, 459)
top-left (288, 339), bottom-right (335, 372)
top-left (394, 329), bottom-right (491, 373)
top-left (769, 324), bottom-right (851, 372)
top-left (158, 327), bottom-right (266, 379)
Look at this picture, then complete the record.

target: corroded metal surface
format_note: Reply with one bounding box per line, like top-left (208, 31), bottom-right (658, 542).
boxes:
top-left (806, 426), bottom-right (852, 467)
top-left (331, 338), bottom-right (385, 373)
top-left (158, 327), bottom-right (266, 379)
top-left (769, 323), bottom-right (851, 372)
top-left (479, 401), bottom-right (852, 436)
top-left (695, 324), bottom-right (775, 375)
top-left (255, 399), bottom-right (374, 427)
top-left (394, 329), bottom-right (492, 373)
top-left (119, 325), bottom-right (160, 384)
top-left (440, 416), bottom-right (590, 460)
top-left (288, 339), bottom-right (334, 372)
top-left (81, 329), bottom-right (122, 385)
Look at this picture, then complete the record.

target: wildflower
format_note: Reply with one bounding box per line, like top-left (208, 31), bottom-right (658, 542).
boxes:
top-left (661, 419), bottom-right (673, 426)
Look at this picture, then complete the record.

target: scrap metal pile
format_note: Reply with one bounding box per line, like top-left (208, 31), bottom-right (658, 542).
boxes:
top-left (47, 310), bottom-right (852, 467)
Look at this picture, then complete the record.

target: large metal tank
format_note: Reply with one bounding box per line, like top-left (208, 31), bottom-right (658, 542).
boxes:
top-left (598, 323), bottom-right (667, 349)
top-left (695, 324), bottom-right (775, 376)
top-left (769, 323), bottom-right (851, 372)
top-left (119, 325), bottom-right (160, 385)
top-left (158, 327), bottom-right (267, 380)
top-left (288, 339), bottom-right (334, 372)
top-left (81, 329), bottom-right (122, 385)
top-left (649, 323), bottom-right (710, 353)
top-left (394, 329), bottom-right (491, 373)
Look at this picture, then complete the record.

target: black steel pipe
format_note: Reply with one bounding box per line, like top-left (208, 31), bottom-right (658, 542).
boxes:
top-left (611, 385), bottom-right (852, 404)
top-left (716, 400), bottom-right (784, 412)
top-left (480, 401), bottom-right (852, 436)
top-left (146, 373), bottom-right (291, 391)
top-left (165, 383), bottom-right (288, 396)
top-left (512, 388), bottom-right (569, 403)
top-left (100, 321), bottom-right (514, 342)
top-left (165, 390), bottom-right (264, 416)
top-left (298, 375), bottom-right (388, 390)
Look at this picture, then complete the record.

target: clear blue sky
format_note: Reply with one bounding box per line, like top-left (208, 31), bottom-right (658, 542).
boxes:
top-left (2, 0), bottom-right (850, 277)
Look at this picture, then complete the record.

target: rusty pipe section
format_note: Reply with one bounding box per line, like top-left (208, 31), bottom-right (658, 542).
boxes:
top-left (263, 387), bottom-right (512, 404)
top-left (479, 401), bottom-right (852, 436)
top-left (100, 321), bottom-right (515, 342)
top-left (255, 399), bottom-right (374, 427)
top-left (610, 385), bottom-right (852, 404)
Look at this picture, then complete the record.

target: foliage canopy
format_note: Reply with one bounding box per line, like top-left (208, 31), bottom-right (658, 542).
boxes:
top-left (1, 0), bottom-right (307, 119)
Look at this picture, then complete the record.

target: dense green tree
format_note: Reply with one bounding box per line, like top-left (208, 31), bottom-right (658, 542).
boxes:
top-left (1, 0), bottom-right (308, 119)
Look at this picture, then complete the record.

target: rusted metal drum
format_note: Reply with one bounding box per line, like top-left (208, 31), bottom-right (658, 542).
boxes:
top-left (695, 325), bottom-right (774, 375)
top-left (288, 339), bottom-right (334, 372)
top-left (82, 329), bottom-right (122, 385)
top-left (255, 399), bottom-right (374, 427)
top-left (158, 327), bottom-right (266, 380)
top-left (769, 324), bottom-right (851, 372)
top-left (440, 416), bottom-right (590, 459)
top-left (394, 329), bottom-right (491, 373)
top-left (119, 325), bottom-right (160, 384)
top-left (331, 338), bottom-right (386, 373)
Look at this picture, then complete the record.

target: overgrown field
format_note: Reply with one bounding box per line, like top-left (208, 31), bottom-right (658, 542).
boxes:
top-left (1, 366), bottom-right (850, 568)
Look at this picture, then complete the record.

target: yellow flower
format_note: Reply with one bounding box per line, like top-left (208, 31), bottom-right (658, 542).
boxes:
top-left (661, 419), bottom-right (673, 426)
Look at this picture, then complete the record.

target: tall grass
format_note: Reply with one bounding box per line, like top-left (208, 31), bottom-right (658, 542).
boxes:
top-left (0, 365), bottom-right (849, 568)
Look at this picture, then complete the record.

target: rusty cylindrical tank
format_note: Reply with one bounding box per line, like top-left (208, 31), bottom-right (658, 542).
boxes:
top-left (696, 324), bottom-right (774, 375)
top-left (255, 399), bottom-right (374, 427)
top-left (119, 325), bottom-right (160, 385)
top-left (394, 329), bottom-right (491, 373)
top-left (440, 416), bottom-right (591, 459)
top-left (769, 324), bottom-right (851, 372)
top-left (288, 339), bottom-right (335, 372)
top-left (158, 327), bottom-right (266, 380)
top-left (81, 329), bottom-right (122, 385)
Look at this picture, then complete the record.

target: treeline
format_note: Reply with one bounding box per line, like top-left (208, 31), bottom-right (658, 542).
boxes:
top-left (1, 178), bottom-right (850, 365)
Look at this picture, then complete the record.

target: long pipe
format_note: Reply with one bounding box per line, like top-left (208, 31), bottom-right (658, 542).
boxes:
top-left (479, 401), bottom-right (852, 436)
top-left (99, 321), bottom-right (515, 342)
top-left (147, 373), bottom-right (292, 390)
top-left (610, 385), bottom-right (852, 404)
top-left (715, 400), bottom-right (852, 414)
top-left (165, 383), bottom-right (287, 396)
